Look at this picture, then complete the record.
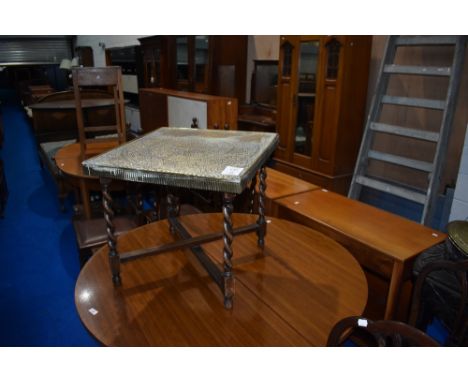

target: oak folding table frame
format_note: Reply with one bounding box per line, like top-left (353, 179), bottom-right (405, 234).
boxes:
top-left (82, 127), bottom-right (278, 308)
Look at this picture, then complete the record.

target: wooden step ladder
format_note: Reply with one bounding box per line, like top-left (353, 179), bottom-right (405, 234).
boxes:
top-left (349, 36), bottom-right (467, 225)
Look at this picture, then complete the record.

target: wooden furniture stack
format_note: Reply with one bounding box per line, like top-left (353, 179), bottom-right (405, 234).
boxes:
top-left (138, 36), bottom-right (248, 104)
top-left (273, 35), bottom-right (372, 194)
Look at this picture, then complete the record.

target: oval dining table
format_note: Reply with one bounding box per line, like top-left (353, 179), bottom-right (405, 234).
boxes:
top-left (75, 213), bottom-right (368, 346)
top-left (54, 140), bottom-right (119, 218)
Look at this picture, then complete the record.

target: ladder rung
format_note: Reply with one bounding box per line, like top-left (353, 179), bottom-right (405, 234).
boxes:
top-left (355, 176), bottom-right (427, 204)
top-left (84, 125), bottom-right (119, 133)
top-left (384, 64), bottom-right (451, 77)
top-left (370, 123), bottom-right (440, 142)
top-left (395, 36), bottom-right (457, 46)
top-left (368, 150), bottom-right (434, 172)
top-left (382, 95), bottom-right (445, 110)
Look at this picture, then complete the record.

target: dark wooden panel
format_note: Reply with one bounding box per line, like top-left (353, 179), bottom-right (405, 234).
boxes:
top-left (139, 89), bottom-right (167, 133)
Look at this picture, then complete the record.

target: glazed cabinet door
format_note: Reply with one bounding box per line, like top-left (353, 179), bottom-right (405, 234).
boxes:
top-left (193, 36), bottom-right (211, 93)
top-left (141, 40), bottom-right (162, 88)
top-left (174, 36), bottom-right (212, 93)
top-left (291, 37), bottom-right (321, 168)
top-left (276, 36), bottom-right (321, 167)
top-left (276, 36), bottom-right (298, 160)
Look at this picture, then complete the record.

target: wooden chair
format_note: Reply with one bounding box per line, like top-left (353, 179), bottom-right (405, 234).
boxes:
top-left (409, 257), bottom-right (468, 346)
top-left (327, 316), bottom-right (439, 346)
top-left (31, 89), bottom-right (117, 211)
top-left (70, 66), bottom-right (131, 264)
top-left (71, 66), bottom-right (127, 162)
top-left (74, 190), bottom-right (203, 266)
top-left (74, 212), bottom-right (142, 266)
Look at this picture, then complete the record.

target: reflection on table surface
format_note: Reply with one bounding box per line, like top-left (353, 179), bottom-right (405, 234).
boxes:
top-left (75, 213), bottom-right (368, 346)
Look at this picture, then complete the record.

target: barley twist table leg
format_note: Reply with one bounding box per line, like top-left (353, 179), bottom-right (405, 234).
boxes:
top-left (249, 172), bottom-right (257, 214)
top-left (256, 166), bottom-right (267, 249)
top-left (101, 177), bottom-right (121, 285)
top-left (223, 192), bottom-right (235, 309)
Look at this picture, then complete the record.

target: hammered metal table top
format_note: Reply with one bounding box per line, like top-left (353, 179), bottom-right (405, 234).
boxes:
top-left (82, 127), bottom-right (279, 194)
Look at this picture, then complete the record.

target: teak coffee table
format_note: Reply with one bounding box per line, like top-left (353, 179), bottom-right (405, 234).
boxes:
top-left (82, 127), bottom-right (278, 308)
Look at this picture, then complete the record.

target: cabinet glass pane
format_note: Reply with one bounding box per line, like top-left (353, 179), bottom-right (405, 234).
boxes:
top-left (282, 41), bottom-right (293, 77)
top-left (176, 36), bottom-right (189, 81)
top-left (326, 38), bottom-right (341, 79)
top-left (294, 41), bottom-right (319, 156)
top-left (153, 47), bottom-right (161, 86)
top-left (195, 36), bottom-right (209, 83)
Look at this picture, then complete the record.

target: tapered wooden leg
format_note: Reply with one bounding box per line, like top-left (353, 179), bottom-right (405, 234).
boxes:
top-left (222, 192), bottom-right (235, 309)
top-left (79, 178), bottom-right (92, 219)
top-left (101, 177), bottom-right (121, 285)
top-left (256, 166), bottom-right (267, 249)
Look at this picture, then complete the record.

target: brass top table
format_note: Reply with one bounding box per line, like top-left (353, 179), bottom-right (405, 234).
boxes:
top-left (75, 213), bottom-right (368, 346)
top-left (82, 127), bottom-right (279, 308)
top-left (82, 127), bottom-right (278, 194)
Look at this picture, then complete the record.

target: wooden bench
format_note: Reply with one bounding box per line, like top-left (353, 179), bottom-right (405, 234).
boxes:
top-left (275, 188), bottom-right (447, 320)
top-left (260, 167), bottom-right (319, 216)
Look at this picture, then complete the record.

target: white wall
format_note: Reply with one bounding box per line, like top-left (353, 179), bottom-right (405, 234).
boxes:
top-left (449, 124), bottom-right (468, 222)
top-left (75, 35), bottom-right (148, 67)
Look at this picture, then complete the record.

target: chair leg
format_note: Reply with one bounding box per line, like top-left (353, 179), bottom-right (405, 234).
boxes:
top-left (79, 247), bottom-right (93, 268)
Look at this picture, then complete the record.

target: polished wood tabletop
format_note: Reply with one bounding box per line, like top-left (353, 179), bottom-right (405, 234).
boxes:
top-left (75, 213), bottom-right (368, 346)
top-left (55, 140), bottom-right (119, 179)
top-left (261, 168), bottom-right (319, 216)
top-left (55, 140), bottom-right (119, 218)
top-left (264, 168), bottom-right (319, 201)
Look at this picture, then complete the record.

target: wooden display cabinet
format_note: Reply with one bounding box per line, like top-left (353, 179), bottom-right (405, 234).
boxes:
top-left (138, 36), bottom-right (247, 103)
top-left (274, 35), bottom-right (372, 194)
top-left (173, 36), bottom-right (212, 93)
top-left (138, 36), bottom-right (173, 89)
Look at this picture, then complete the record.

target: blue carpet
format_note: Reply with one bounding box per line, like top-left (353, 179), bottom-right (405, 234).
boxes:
top-left (0, 92), bottom-right (98, 346)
